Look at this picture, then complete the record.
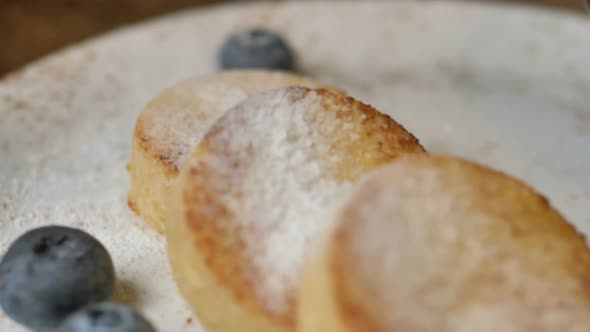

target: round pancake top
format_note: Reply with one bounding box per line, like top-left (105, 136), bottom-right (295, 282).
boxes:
top-left (180, 86), bottom-right (423, 326)
top-left (331, 155), bottom-right (590, 332)
top-left (135, 70), bottom-right (323, 171)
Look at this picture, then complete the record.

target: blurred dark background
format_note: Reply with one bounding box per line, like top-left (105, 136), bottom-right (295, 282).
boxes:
top-left (0, 0), bottom-right (586, 77)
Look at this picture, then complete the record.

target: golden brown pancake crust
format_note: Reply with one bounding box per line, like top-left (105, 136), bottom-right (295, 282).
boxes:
top-left (177, 87), bottom-right (425, 329)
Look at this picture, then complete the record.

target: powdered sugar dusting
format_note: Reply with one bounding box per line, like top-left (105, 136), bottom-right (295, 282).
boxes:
top-left (141, 78), bottom-right (248, 170)
top-left (197, 87), bottom-right (353, 315)
top-left (138, 71), bottom-right (321, 171)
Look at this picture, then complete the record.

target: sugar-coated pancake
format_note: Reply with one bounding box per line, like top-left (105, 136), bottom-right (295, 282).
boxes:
top-left (128, 70), bottom-right (326, 233)
top-left (299, 155), bottom-right (590, 332)
top-left (166, 86), bottom-right (425, 332)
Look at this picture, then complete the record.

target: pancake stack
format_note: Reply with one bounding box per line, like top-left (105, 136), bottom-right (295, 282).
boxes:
top-left (128, 70), bottom-right (590, 332)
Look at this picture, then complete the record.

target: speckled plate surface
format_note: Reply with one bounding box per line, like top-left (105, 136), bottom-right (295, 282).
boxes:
top-left (1, 1), bottom-right (589, 331)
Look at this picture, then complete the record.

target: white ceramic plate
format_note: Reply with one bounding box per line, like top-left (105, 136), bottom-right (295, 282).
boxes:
top-left (1, 2), bottom-right (589, 331)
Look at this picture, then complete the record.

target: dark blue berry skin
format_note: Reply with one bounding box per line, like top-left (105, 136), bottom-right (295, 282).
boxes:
top-left (58, 302), bottom-right (155, 332)
top-left (219, 29), bottom-right (296, 71)
top-left (0, 226), bottom-right (115, 331)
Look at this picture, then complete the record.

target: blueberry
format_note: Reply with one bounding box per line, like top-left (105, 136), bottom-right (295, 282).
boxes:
top-left (0, 226), bottom-right (115, 331)
top-left (58, 302), bottom-right (155, 332)
top-left (218, 28), bottom-right (295, 71)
